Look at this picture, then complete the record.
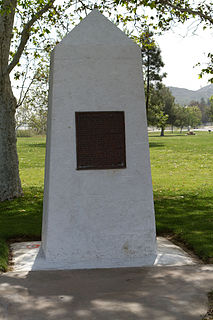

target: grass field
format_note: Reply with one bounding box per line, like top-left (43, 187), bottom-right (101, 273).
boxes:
top-left (149, 132), bottom-right (213, 262)
top-left (0, 132), bottom-right (212, 271)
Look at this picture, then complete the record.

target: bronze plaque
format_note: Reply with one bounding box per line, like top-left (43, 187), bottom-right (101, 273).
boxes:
top-left (75, 111), bottom-right (126, 170)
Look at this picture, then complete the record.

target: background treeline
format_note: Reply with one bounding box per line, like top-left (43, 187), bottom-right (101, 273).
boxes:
top-left (147, 84), bottom-right (213, 136)
top-left (140, 30), bottom-right (213, 136)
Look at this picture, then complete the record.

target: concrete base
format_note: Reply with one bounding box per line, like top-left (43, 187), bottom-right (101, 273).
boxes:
top-left (10, 237), bottom-right (197, 272)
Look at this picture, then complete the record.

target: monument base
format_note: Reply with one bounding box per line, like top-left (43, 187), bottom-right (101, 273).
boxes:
top-left (32, 247), bottom-right (157, 271)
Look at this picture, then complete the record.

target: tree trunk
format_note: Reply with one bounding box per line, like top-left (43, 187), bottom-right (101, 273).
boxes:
top-left (0, 0), bottom-right (22, 201)
top-left (160, 127), bottom-right (164, 136)
top-left (0, 76), bottom-right (22, 201)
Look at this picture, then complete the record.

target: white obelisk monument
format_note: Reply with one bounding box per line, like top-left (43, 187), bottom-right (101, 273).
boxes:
top-left (40, 10), bottom-right (156, 270)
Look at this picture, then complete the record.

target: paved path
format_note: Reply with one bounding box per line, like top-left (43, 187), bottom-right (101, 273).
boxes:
top-left (0, 265), bottom-right (213, 320)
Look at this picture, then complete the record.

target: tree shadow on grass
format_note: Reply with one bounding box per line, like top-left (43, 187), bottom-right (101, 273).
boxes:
top-left (149, 134), bottom-right (185, 138)
top-left (154, 193), bottom-right (213, 262)
top-left (149, 142), bottom-right (165, 148)
top-left (0, 187), bottom-right (43, 241)
top-left (27, 143), bottom-right (46, 148)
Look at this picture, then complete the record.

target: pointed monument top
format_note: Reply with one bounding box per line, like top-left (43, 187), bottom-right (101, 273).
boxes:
top-left (58, 9), bottom-right (135, 47)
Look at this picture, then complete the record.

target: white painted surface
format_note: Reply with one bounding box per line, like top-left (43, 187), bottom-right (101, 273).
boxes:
top-left (10, 238), bottom-right (197, 272)
top-left (42, 10), bottom-right (156, 269)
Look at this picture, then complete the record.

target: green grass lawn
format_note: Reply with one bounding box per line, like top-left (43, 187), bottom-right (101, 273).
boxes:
top-left (150, 132), bottom-right (213, 262)
top-left (0, 132), bottom-right (212, 271)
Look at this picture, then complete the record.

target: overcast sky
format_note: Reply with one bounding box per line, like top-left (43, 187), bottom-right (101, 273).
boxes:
top-left (156, 21), bottom-right (213, 91)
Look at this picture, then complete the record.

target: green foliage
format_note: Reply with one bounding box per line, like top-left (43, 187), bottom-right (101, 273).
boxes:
top-left (174, 105), bottom-right (202, 132)
top-left (117, 0), bottom-right (213, 27)
top-left (209, 96), bottom-right (213, 122)
top-left (174, 105), bottom-right (188, 132)
top-left (185, 105), bottom-right (202, 128)
top-left (148, 87), bottom-right (203, 133)
top-left (199, 53), bottom-right (213, 83)
top-left (148, 84), bottom-right (175, 135)
top-left (138, 30), bottom-right (166, 111)
top-left (140, 30), bottom-right (166, 85)
top-left (188, 98), bottom-right (211, 124)
top-left (156, 111), bottom-right (168, 132)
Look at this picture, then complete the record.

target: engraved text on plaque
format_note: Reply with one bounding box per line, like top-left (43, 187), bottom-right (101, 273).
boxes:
top-left (75, 111), bottom-right (126, 170)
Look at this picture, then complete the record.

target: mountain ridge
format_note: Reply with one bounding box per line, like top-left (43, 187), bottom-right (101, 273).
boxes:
top-left (169, 84), bottom-right (213, 105)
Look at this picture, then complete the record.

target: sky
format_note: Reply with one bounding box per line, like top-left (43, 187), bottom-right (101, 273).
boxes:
top-left (156, 22), bottom-right (213, 91)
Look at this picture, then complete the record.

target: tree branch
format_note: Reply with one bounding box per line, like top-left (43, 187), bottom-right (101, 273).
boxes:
top-left (17, 73), bottom-right (36, 108)
top-left (6, 0), bottom-right (55, 75)
top-left (130, 0), bottom-right (213, 25)
top-left (158, 0), bottom-right (213, 25)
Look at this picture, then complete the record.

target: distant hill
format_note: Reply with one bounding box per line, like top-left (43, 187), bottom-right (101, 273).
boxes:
top-left (169, 84), bottom-right (213, 105)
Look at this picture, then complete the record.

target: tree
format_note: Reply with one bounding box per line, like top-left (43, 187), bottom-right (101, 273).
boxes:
top-left (199, 53), bottom-right (213, 83)
top-left (156, 111), bottom-right (169, 137)
top-left (174, 105), bottom-right (188, 133)
top-left (15, 61), bottom-right (49, 133)
top-left (21, 63), bottom-right (49, 134)
top-left (148, 84), bottom-right (175, 136)
top-left (16, 96), bottom-right (48, 135)
top-left (15, 103), bottom-right (31, 131)
top-left (121, 0), bottom-right (213, 80)
top-left (185, 106), bottom-right (202, 129)
top-left (189, 99), bottom-right (210, 124)
top-left (1, 0), bottom-right (213, 201)
top-left (208, 96), bottom-right (213, 123)
top-left (28, 107), bottom-right (48, 134)
top-left (140, 30), bottom-right (166, 112)
top-left (0, 0), bottom-right (67, 201)
top-left (119, 1), bottom-right (213, 27)
top-left (174, 105), bottom-right (202, 132)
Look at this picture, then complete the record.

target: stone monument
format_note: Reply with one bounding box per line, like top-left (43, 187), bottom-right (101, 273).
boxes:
top-left (40, 9), bottom-right (157, 269)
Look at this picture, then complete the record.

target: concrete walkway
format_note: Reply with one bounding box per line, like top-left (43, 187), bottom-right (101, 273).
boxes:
top-left (0, 238), bottom-right (212, 319)
top-left (0, 265), bottom-right (213, 320)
